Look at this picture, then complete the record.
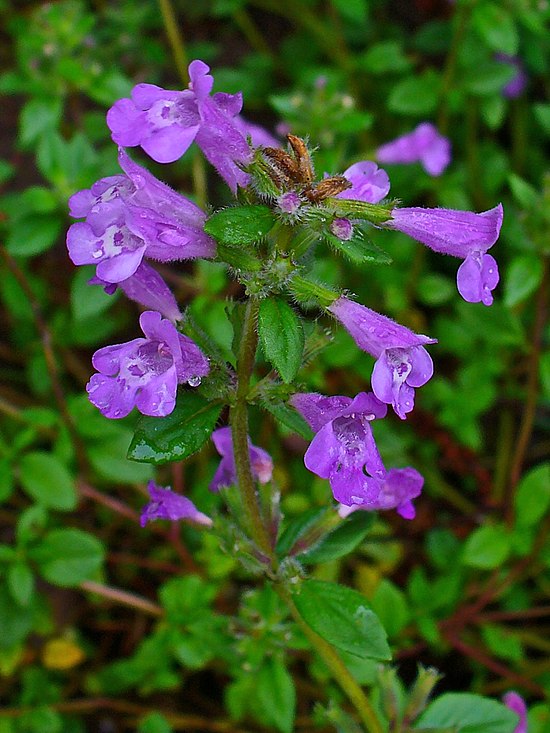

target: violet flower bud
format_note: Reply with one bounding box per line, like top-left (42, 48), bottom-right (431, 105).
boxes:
top-left (209, 427), bottom-right (273, 491)
top-left (291, 391), bottom-right (423, 516)
top-left (377, 122), bottom-right (451, 177)
top-left (388, 204), bottom-right (503, 306)
top-left (328, 298), bottom-right (436, 419)
top-left (87, 310), bottom-right (209, 419)
top-left (140, 481), bottom-right (212, 527)
top-left (495, 54), bottom-right (527, 99)
top-left (502, 692), bottom-right (528, 733)
top-left (106, 60), bottom-right (252, 191)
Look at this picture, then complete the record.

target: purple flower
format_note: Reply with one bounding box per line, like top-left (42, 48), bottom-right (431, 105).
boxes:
top-left (106, 60), bottom-right (252, 191)
top-left (389, 204), bottom-right (503, 306)
top-left (67, 149), bottom-right (215, 283)
top-left (291, 391), bottom-right (423, 516)
top-left (377, 123), bottom-right (451, 177)
top-left (495, 54), bottom-right (527, 99)
top-left (502, 692), bottom-right (528, 733)
top-left (328, 298), bottom-right (436, 419)
top-left (140, 481), bottom-right (212, 527)
top-left (338, 467), bottom-right (424, 520)
top-left (87, 310), bottom-right (209, 419)
top-left (210, 427), bottom-right (273, 491)
top-left (337, 161), bottom-right (390, 203)
top-left (90, 261), bottom-right (182, 322)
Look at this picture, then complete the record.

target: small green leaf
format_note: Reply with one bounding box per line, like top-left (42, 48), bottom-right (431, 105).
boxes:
top-left (504, 254), bottom-right (543, 307)
top-left (19, 98), bottom-right (62, 148)
top-left (514, 463), bottom-right (550, 527)
top-left (0, 586), bottom-right (34, 649)
top-left (7, 563), bottom-right (34, 607)
top-left (276, 507), bottom-right (327, 557)
top-left (260, 399), bottom-right (314, 440)
top-left (323, 226), bottom-right (392, 265)
top-left (360, 41), bottom-right (411, 74)
top-left (258, 298), bottom-right (304, 383)
top-left (299, 512), bottom-right (374, 564)
top-left (508, 174), bottom-right (539, 209)
top-left (204, 205), bottom-right (275, 246)
top-left (462, 525), bottom-right (511, 569)
top-left (71, 266), bottom-right (119, 321)
top-left (293, 579), bottom-right (391, 660)
top-left (19, 452), bottom-right (77, 511)
top-left (417, 693), bottom-right (518, 733)
top-left (464, 62), bottom-right (515, 96)
top-left (534, 103), bottom-right (550, 135)
top-left (6, 214), bottom-right (63, 257)
top-left (257, 658), bottom-right (296, 733)
top-left (369, 580), bottom-right (410, 638)
top-left (472, 3), bottom-right (519, 56)
top-left (128, 394), bottom-right (223, 465)
top-left (388, 71), bottom-right (440, 116)
top-left (31, 528), bottom-right (104, 587)
top-left (138, 713), bottom-right (173, 733)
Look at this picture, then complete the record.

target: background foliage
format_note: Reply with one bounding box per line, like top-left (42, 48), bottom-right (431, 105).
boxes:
top-left (0, 0), bottom-right (549, 731)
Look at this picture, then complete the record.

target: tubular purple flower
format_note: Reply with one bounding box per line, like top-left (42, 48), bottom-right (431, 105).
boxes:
top-left (388, 204), bottom-right (503, 306)
top-left (377, 122), bottom-right (451, 177)
top-left (140, 481), bottom-right (212, 527)
top-left (209, 427), bottom-right (273, 491)
top-left (338, 467), bottom-right (424, 520)
top-left (502, 692), bottom-right (528, 733)
top-left (337, 161), bottom-right (390, 204)
top-left (328, 298), bottom-right (436, 419)
top-left (291, 391), bottom-right (423, 516)
top-left (67, 149), bottom-right (215, 283)
top-left (87, 310), bottom-right (209, 419)
top-left (90, 262), bottom-right (182, 323)
top-left (106, 60), bottom-right (252, 191)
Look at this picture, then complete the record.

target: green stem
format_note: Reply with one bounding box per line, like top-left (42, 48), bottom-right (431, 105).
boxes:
top-left (277, 587), bottom-right (385, 733)
top-left (230, 298), bottom-right (274, 557)
top-left (158, 0), bottom-right (189, 84)
top-left (437, 1), bottom-right (471, 134)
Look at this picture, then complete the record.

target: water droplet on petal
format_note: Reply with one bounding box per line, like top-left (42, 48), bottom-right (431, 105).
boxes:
top-left (187, 375), bottom-right (201, 387)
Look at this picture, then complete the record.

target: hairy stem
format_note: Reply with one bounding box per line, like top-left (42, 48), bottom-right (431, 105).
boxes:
top-left (230, 298), bottom-right (274, 557)
top-left (278, 587), bottom-right (385, 733)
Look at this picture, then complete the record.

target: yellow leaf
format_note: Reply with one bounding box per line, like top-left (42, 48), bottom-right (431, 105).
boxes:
top-left (42, 638), bottom-right (85, 670)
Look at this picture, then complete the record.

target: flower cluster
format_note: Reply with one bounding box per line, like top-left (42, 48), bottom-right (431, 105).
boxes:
top-left (66, 57), bottom-right (504, 529)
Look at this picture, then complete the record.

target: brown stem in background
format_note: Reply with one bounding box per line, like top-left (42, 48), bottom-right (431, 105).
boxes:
top-left (80, 580), bottom-right (163, 617)
top-left (506, 258), bottom-right (549, 521)
top-left (0, 246), bottom-right (88, 472)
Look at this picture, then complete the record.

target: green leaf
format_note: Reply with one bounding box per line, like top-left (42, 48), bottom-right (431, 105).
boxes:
top-left (137, 712), bottom-right (173, 733)
top-left (204, 205), bottom-right (275, 246)
top-left (89, 429), bottom-right (154, 483)
top-left (508, 174), bottom-right (539, 209)
top-left (472, 4), bottom-right (519, 56)
top-left (71, 265), bottom-right (119, 321)
top-left (0, 586), bottom-right (34, 650)
top-left (7, 563), bottom-right (34, 607)
top-left (534, 103), bottom-right (550, 135)
top-left (299, 511), bottom-right (374, 564)
top-left (540, 352), bottom-right (550, 398)
top-left (293, 579), bottom-right (391, 660)
top-left (482, 624), bottom-right (523, 663)
top-left (462, 525), bottom-right (511, 569)
top-left (504, 254), bottom-right (543, 307)
top-left (6, 214), bottom-right (63, 257)
top-left (360, 41), bottom-right (411, 74)
top-left (128, 394), bottom-right (223, 465)
top-left (370, 580), bottom-right (410, 638)
top-left (257, 658), bottom-right (296, 733)
top-left (514, 463), bottom-right (550, 527)
top-left (323, 226), bottom-right (392, 265)
top-left (19, 452), bottom-right (77, 511)
top-left (276, 507), bottom-right (327, 557)
top-left (464, 62), bottom-right (515, 96)
top-left (31, 528), bottom-right (104, 587)
top-left (258, 298), bottom-right (304, 383)
top-left (260, 399), bottom-right (314, 440)
top-left (19, 98), bottom-right (62, 148)
top-left (416, 693), bottom-right (518, 733)
top-left (388, 71), bottom-right (440, 116)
